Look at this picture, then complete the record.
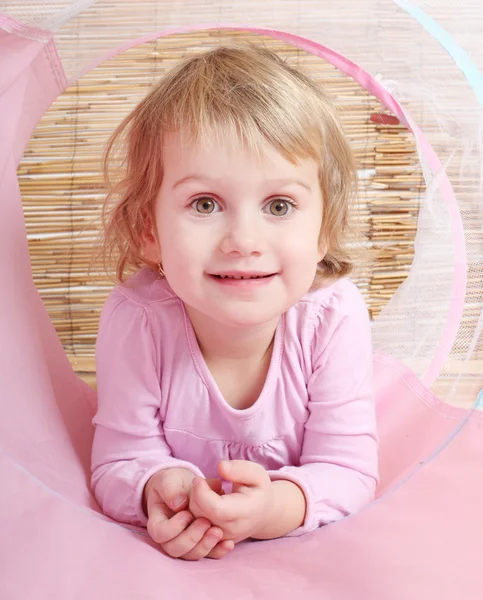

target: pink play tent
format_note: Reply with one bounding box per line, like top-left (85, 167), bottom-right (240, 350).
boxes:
top-left (1, 1), bottom-right (483, 598)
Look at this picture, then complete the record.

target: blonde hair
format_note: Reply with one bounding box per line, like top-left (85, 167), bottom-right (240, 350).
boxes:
top-left (101, 43), bottom-right (358, 287)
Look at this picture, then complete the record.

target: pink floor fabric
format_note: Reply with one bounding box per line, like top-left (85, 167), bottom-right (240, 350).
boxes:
top-left (2, 28), bottom-right (483, 600)
top-left (1, 356), bottom-right (482, 599)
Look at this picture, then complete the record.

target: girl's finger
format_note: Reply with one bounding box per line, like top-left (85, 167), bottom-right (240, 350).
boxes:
top-left (190, 477), bottom-right (246, 523)
top-left (161, 518), bottom-right (212, 558)
top-left (148, 509), bottom-right (193, 545)
top-left (146, 492), bottom-right (172, 522)
top-left (206, 539), bottom-right (235, 560)
top-left (189, 477), bottom-right (228, 521)
top-left (157, 471), bottom-right (192, 512)
top-left (146, 493), bottom-right (174, 541)
top-left (180, 526), bottom-right (225, 561)
top-left (218, 460), bottom-right (269, 488)
top-left (206, 477), bottom-right (224, 495)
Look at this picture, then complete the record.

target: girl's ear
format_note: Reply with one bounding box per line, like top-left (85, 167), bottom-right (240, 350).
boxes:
top-left (141, 213), bottom-right (160, 263)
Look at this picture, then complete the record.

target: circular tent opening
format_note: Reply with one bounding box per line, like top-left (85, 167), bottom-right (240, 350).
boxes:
top-left (20, 28), bottom-right (466, 404)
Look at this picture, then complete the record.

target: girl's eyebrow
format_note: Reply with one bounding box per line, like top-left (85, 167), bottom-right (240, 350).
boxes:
top-left (172, 174), bottom-right (221, 190)
top-left (172, 174), bottom-right (312, 191)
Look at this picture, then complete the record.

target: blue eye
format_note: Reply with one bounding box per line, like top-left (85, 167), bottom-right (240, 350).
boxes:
top-left (192, 197), bottom-right (218, 214)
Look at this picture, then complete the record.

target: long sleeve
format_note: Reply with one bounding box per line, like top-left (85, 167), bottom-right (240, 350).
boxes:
top-left (268, 288), bottom-right (379, 535)
top-left (91, 289), bottom-right (203, 527)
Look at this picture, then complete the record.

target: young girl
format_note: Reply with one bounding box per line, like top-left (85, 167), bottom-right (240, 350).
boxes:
top-left (91, 43), bottom-right (378, 562)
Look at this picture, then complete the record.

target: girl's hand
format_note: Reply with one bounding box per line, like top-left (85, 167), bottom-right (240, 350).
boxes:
top-left (143, 468), bottom-right (235, 560)
top-left (188, 460), bottom-right (274, 543)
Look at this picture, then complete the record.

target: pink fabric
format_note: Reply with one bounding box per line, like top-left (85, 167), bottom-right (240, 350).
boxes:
top-left (0, 28), bottom-right (97, 511)
top-left (92, 268), bottom-right (378, 534)
top-left (2, 350), bottom-right (483, 599)
top-left (1, 20), bottom-right (482, 600)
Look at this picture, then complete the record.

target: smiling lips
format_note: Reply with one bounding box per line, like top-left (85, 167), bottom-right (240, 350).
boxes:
top-left (213, 273), bottom-right (274, 280)
top-left (208, 271), bottom-right (277, 285)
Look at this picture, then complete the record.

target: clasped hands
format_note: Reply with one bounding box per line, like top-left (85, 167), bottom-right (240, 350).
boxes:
top-left (143, 460), bottom-right (275, 561)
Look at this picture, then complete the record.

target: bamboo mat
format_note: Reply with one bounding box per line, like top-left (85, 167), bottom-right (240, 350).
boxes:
top-left (18, 30), bottom-right (424, 385)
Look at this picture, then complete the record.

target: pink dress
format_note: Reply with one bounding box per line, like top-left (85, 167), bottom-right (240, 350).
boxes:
top-left (91, 267), bottom-right (378, 536)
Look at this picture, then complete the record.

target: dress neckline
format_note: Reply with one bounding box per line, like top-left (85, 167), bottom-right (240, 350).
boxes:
top-left (182, 306), bottom-right (285, 417)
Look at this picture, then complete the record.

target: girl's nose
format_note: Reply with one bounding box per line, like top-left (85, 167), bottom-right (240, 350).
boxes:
top-left (219, 214), bottom-right (262, 257)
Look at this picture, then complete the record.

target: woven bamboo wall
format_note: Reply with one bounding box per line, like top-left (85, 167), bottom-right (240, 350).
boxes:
top-left (18, 31), bottom-right (423, 387)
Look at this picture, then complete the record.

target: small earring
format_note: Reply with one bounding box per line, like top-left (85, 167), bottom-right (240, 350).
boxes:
top-left (158, 261), bottom-right (165, 277)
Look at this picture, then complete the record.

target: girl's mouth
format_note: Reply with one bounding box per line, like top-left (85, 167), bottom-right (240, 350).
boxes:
top-left (212, 273), bottom-right (273, 280)
top-left (208, 272), bottom-right (277, 289)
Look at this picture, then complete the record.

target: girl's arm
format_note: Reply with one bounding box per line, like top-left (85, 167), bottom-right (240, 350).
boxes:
top-left (91, 289), bottom-right (204, 526)
top-left (265, 287), bottom-right (379, 536)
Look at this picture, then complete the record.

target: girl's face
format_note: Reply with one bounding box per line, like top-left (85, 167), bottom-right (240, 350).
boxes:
top-left (154, 130), bottom-right (325, 330)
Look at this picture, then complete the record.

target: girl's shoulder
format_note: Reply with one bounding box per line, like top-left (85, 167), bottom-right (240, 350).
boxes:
top-left (285, 277), bottom-right (369, 349)
top-left (287, 278), bottom-right (371, 363)
top-left (298, 276), bottom-right (368, 320)
top-left (108, 267), bottom-right (178, 309)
